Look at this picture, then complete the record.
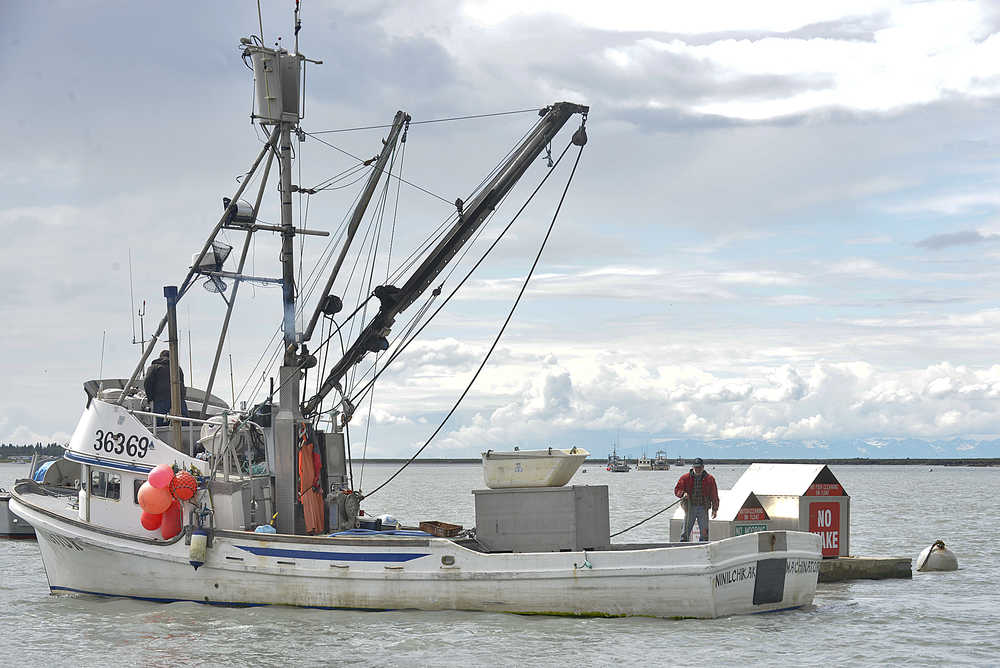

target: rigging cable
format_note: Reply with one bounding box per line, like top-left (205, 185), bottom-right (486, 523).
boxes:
top-left (345, 182), bottom-right (517, 402)
top-left (235, 183), bottom-right (370, 404)
top-left (349, 134), bottom-right (577, 410)
top-left (610, 498), bottom-right (684, 538)
top-left (357, 133), bottom-right (406, 485)
top-left (386, 125), bottom-right (406, 279)
top-left (346, 144), bottom-right (399, 399)
top-left (381, 116), bottom-right (542, 287)
top-left (362, 136), bottom-right (586, 499)
top-left (305, 131), bottom-right (452, 206)
top-left (309, 108), bottom-right (540, 134)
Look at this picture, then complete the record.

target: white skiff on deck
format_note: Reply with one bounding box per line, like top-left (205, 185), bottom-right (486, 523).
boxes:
top-left (481, 447), bottom-right (588, 488)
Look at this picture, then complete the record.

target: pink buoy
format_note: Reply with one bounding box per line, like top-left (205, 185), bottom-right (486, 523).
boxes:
top-left (148, 464), bottom-right (174, 489)
top-left (140, 511), bottom-right (163, 531)
top-left (161, 500), bottom-right (183, 540)
top-left (137, 481), bottom-right (172, 514)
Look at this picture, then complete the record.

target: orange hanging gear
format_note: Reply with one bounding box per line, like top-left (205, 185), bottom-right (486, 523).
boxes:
top-left (297, 424), bottom-right (325, 534)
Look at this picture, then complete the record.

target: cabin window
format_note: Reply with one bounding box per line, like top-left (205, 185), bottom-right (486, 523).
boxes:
top-left (89, 469), bottom-right (121, 501)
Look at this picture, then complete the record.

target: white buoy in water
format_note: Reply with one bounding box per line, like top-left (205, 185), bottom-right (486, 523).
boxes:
top-left (916, 540), bottom-right (958, 572)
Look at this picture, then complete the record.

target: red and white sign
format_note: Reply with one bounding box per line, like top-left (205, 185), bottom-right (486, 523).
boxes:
top-left (806, 482), bottom-right (843, 496)
top-left (736, 506), bottom-right (767, 522)
top-left (809, 502), bottom-right (841, 557)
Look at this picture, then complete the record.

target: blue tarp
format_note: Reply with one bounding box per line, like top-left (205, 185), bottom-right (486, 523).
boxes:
top-left (33, 461), bottom-right (54, 482)
top-left (330, 528), bottom-right (432, 537)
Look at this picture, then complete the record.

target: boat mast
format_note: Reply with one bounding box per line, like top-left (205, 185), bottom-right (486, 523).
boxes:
top-left (279, 124), bottom-right (296, 365)
top-left (243, 40), bottom-right (311, 534)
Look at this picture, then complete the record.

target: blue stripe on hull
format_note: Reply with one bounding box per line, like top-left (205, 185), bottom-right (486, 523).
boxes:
top-left (234, 545), bottom-right (430, 562)
top-left (64, 451), bottom-right (154, 474)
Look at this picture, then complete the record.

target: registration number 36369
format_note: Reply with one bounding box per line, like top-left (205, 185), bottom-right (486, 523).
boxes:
top-left (93, 429), bottom-right (150, 458)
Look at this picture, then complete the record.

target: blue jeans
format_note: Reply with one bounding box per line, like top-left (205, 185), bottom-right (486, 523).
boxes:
top-left (152, 399), bottom-right (188, 426)
top-left (682, 504), bottom-right (710, 542)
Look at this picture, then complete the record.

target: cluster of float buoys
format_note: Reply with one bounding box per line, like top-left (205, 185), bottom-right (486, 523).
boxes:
top-left (137, 464), bottom-right (198, 539)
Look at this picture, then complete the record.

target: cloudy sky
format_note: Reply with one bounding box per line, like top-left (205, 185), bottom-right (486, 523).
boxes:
top-left (4, 0), bottom-right (1000, 459)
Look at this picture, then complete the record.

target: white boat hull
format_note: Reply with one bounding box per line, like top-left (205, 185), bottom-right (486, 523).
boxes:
top-left (482, 449), bottom-right (588, 489)
top-left (1, 493), bottom-right (35, 538)
top-left (12, 487), bottom-right (821, 618)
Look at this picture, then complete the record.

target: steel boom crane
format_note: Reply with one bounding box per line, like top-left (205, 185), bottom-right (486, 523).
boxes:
top-left (302, 101), bottom-right (588, 417)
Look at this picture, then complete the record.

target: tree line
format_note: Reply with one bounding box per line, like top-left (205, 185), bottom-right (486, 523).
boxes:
top-left (0, 443), bottom-right (67, 457)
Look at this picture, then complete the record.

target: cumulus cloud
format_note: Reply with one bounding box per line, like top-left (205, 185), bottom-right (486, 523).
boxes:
top-left (915, 229), bottom-right (1000, 250)
top-left (405, 353), bottom-right (1000, 452)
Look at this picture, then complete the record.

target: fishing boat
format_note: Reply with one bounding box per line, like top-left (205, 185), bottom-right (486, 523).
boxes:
top-left (0, 489), bottom-right (34, 539)
top-left (636, 453), bottom-right (652, 471)
top-left (675, 456), bottom-right (686, 467)
top-left (607, 447), bottom-right (631, 472)
top-left (482, 447), bottom-right (588, 489)
top-left (652, 450), bottom-right (670, 471)
top-left (10, 14), bottom-right (820, 619)
top-left (1, 454), bottom-right (77, 539)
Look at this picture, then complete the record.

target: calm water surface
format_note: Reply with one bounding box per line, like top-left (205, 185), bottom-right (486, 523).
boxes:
top-left (2, 462), bottom-right (997, 666)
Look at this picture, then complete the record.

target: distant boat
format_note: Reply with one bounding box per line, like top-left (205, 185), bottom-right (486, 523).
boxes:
top-left (1, 454), bottom-right (78, 539)
top-left (0, 488), bottom-right (34, 539)
top-left (652, 450), bottom-right (670, 470)
top-left (607, 446), bottom-right (630, 472)
top-left (636, 453), bottom-right (652, 471)
top-left (675, 456), bottom-right (685, 467)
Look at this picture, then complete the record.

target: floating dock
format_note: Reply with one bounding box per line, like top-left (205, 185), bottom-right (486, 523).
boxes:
top-left (819, 556), bottom-right (911, 582)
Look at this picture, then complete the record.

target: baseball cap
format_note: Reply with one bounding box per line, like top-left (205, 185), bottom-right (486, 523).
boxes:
top-left (693, 457), bottom-right (704, 467)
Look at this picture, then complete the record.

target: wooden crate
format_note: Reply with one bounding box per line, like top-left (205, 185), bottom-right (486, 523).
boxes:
top-left (419, 521), bottom-right (463, 537)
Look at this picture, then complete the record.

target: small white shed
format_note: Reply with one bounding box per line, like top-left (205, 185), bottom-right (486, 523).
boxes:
top-left (730, 463), bottom-right (850, 558)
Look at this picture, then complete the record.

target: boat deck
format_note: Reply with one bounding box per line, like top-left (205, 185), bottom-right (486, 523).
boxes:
top-left (452, 538), bottom-right (697, 553)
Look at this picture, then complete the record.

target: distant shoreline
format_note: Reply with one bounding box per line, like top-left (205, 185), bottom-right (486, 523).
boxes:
top-left (357, 457), bottom-right (1000, 466)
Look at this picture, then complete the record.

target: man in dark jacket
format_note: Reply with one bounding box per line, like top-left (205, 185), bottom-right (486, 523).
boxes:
top-left (143, 350), bottom-right (187, 425)
top-left (674, 457), bottom-right (719, 541)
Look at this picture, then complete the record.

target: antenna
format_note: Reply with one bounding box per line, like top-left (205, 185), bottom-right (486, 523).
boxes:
top-left (294, 0), bottom-right (302, 54)
top-left (97, 330), bottom-right (107, 394)
top-left (229, 353), bottom-right (236, 408)
top-left (187, 306), bottom-right (194, 388)
top-left (128, 249), bottom-right (137, 344)
top-left (137, 299), bottom-right (147, 360)
top-left (257, 0), bottom-right (265, 45)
